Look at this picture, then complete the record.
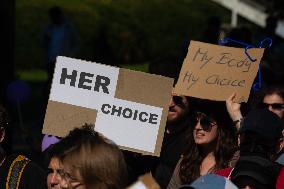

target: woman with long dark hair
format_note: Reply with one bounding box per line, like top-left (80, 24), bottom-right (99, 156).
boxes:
top-left (167, 101), bottom-right (237, 189)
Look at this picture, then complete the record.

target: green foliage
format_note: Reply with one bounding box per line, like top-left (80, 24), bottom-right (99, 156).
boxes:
top-left (16, 0), bottom-right (230, 70)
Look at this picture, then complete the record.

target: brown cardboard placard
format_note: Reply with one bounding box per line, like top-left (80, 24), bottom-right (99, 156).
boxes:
top-left (43, 100), bottom-right (97, 137)
top-left (126, 174), bottom-right (160, 189)
top-left (115, 69), bottom-right (173, 155)
top-left (174, 40), bottom-right (264, 102)
top-left (43, 56), bottom-right (174, 156)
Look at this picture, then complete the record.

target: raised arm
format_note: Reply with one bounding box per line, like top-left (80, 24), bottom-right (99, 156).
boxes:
top-left (226, 93), bottom-right (243, 131)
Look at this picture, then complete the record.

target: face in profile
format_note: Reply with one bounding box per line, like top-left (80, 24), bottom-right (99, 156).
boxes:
top-left (47, 157), bottom-right (61, 189)
top-left (167, 95), bottom-right (189, 123)
top-left (263, 93), bottom-right (284, 118)
top-left (193, 113), bottom-right (218, 146)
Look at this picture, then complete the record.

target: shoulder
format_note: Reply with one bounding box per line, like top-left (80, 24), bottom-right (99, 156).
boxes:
top-left (0, 154), bottom-right (19, 179)
top-left (12, 155), bottom-right (46, 189)
top-left (23, 159), bottom-right (44, 174)
top-left (21, 157), bottom-right (47, 189)
top-left (1, 154), bottom-right (46, 189)
top-left (167, 158), bottom-right (183, 189)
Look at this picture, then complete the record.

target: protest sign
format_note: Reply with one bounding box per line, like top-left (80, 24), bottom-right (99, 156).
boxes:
top-left (43, 56), bottom-right (173, 156)
top-left (174, 40), bottom-right (264, 102)
top-left (126, 174), bottom-right (160, 189)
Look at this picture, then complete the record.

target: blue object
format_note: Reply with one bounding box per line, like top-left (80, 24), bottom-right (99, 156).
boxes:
top-left (219, 37), bottom-right (257, 62)
top-left (219, 37), bottom-right (273, 92)
top-left (276, 153), bottom-right (284, 165)
top-left (177, 174), bottom-right (238, 189)
top-left (6, 80), bottom-right (31, 103)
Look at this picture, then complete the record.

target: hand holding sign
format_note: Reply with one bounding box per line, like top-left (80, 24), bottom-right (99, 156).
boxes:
top-left (174, 41), bottom-right (264, 102)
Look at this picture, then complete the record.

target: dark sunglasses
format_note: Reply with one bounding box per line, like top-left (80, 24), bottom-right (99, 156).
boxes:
top-left (199, 117), bottom-right (217, 131)
top-left (172, 96), bottom-right (187, 108)
top-left (194, 112), bottom-right (216, 131)
top-left (260, 103), bottom-right (284, 110)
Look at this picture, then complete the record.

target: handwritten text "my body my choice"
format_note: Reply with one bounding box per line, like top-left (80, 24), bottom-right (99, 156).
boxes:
top-left (183, 47), bottom-right (253, 89)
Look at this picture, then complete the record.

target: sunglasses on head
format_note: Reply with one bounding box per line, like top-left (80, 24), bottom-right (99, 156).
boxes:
top-left (172, 96), bottom-right (187, 108)
top-left (260, 103), bottom-right (284, 110)
top-left (195, 112), bottom-right (217, 132)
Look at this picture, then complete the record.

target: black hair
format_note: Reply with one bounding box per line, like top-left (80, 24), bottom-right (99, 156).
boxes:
top-left (231, 156), bottom-right (282, 189)
top-left (42, 138), bottom-right (63, 168)
top-left (239, 131), bottom-right (279, 160)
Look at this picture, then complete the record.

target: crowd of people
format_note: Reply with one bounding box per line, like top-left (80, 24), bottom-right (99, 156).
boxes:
top-left (1, 82), bottom-right (284, 189)
top-left (1, 5), bottom-right (284, 189)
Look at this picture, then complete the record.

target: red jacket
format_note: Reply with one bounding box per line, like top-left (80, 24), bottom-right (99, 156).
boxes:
top-left (215, 167), bottom-right (284, 189)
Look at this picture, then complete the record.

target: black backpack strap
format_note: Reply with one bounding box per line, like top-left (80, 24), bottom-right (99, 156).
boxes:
top-left (6, 155), bottom-right (31, 189)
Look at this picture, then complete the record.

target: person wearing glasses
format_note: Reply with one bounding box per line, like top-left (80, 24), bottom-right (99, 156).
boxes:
top-left (215, 109), bottom-right (284, 189)
top-left (226, 85), bottom-right (284, 131)
top-left (122, 93), bottom-right (197, 188)
top-left (167, 100), bottom-right (236, 189)
top-left (226, 85), bottom-right (284, 164)
top-left (53, 124), bottom-right (128, 189)
top-left (152, 94), bottom-right (200, 189)
top-left (260, 85), bottom-right (284, 119)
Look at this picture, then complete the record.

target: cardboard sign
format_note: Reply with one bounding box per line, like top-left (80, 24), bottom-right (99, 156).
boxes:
top-left (174, 41), bottom-right (264, 102)
top-left (126, 174), bottom-right (160, 189)
top-left (43, 56), bottom-right (174, 156)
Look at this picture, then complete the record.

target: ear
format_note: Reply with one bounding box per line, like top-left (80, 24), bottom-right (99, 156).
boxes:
top-left (0, 128), bottom-right (5, 143)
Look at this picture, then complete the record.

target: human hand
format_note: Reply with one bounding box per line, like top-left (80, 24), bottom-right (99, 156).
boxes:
top-left (226, 93), bottom-right (242, 129)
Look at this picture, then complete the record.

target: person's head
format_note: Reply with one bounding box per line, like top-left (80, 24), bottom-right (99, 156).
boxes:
top-left (44, 143), bottom-right (64, 189)
top-left (57, 124), bottom-right (128, 189)
top-left (239, 108), bottom-right (283, 160)
top-left (48, 6), bottom-right (64, 25)
top-left (234, 110), bottom-right (284, 188)
top-left (179, 100), bottom-right (236, 183)
top-left (260, 85), bottom-right (284, 119)
top-left (47, 156), bottom-right (61, 189)
top-left (167, 95), bottom-right (190, 124)
top-left (231, 156), bottom-right (281, 189)
top-left (167, 90), bottom-right (200, 126)
top-left (192, 100), bottom-right (237, 149)
top-left (193, 112), bottom-right (219, 146)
